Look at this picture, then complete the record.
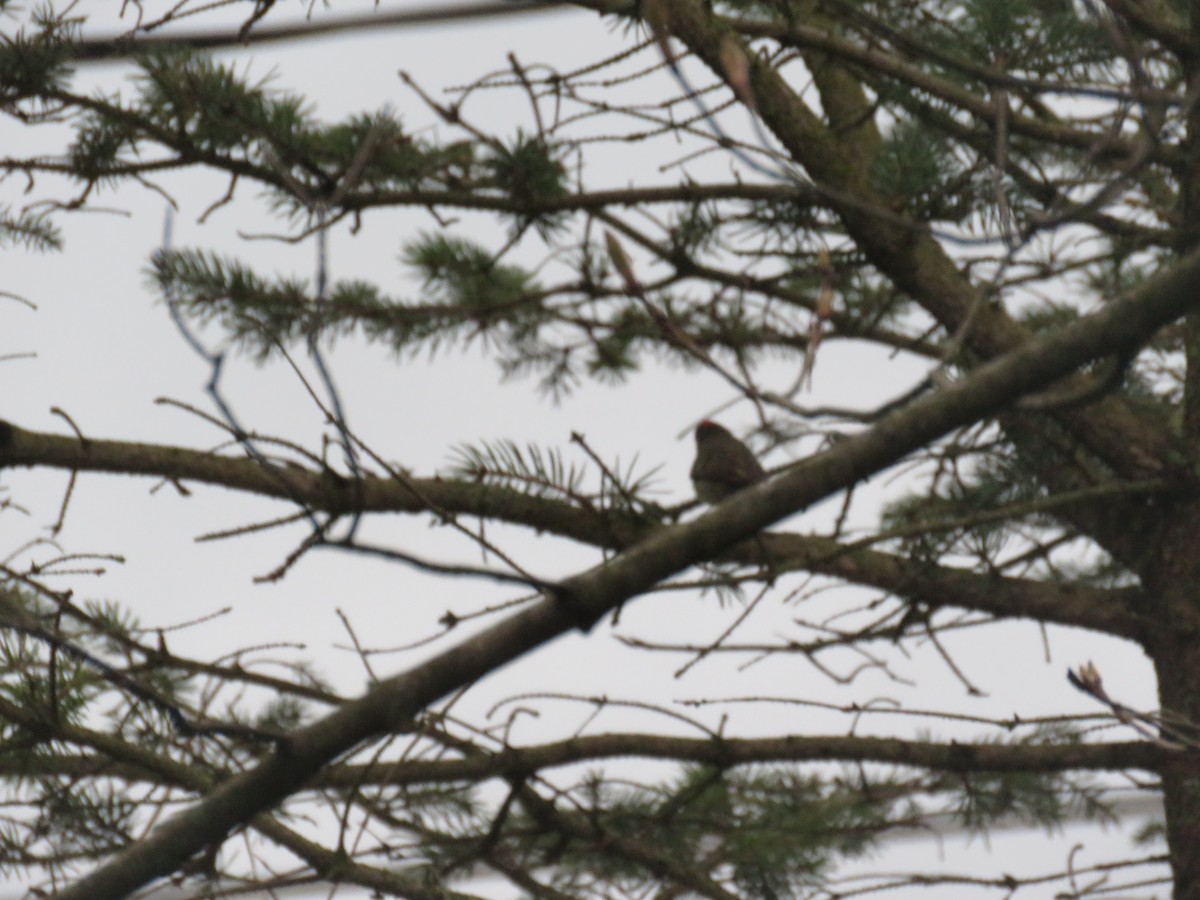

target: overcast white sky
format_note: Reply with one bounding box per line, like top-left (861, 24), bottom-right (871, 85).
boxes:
top-left (0, 2), bottom-right (1167, 897)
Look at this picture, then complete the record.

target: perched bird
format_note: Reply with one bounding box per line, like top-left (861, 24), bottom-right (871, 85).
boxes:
top-left (690, 420), bottom-right (766, 503)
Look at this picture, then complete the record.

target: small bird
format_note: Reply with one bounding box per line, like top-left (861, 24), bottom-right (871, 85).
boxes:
top-left (690, 420), bottom-right (766, 503)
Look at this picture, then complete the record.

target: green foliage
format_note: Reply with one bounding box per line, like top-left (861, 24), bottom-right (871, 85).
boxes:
top-left (871, 118), bottom-right (977, 224)
top-left (948, 767), bottom-right (1106, 833)
top-left (448, 438), bottom-right (585, 500)
top-left (377, 781), bottom-right (483, 844)
top-left (481, 132), bottom-right (570, 238)
top-left (404, 233), bottom-right (541, 328)
top-left (586, 310), bottom-right (643, 382)
top-left (0, 206), bottom-right (61, 252)
top-left (136, 49), bottom-right (303, 155)
top-left (150, 236), bottom-right (553, 364)
top-left (668, 201), bottom-right (722, 257)
top-left (293, 111), bottom-right (418, 184)
top-left (69, 113), bottom-right (136, 183)
top-left (448, 437), bottom-right (662, 515)
top-left (78, 599), bottom-right (141, 653)
top-left (671, 767), bottom-right (881, 893)
top-left (950, 0), bottom-right (1105, 71)
top-left (881, 441), bottom-right (1048, 562)
top-left (836, 271), bottom-right (912, 328)
top-left (32, 779), bottom-right (134, 858)
top-left (464, 737), bottom-right (1102, 896)
top-left (64, 49), bottom-right (490, 206)
top-left (255, 695), bottom-right (307, 732)
top-left (1018, 300), bottom-right (1082, 333)
top-left (1133, 818), bottom-right (1167, 846)
top-left (1082, 251), bottom-right (1160, 303)
top-left (0, 634), bottom-right (93, 732)
top-left (403, 231), bottom-right (550, 354)
top-left (743, 192), bottom-right (827, 244)
top-left (485, 766), bottom-right (889, 897)
top-left (0, 8), bottom-right (77, 104)
top-left (150, 248), bottom-right (312, 355)
top-left (0, 773), bottom-right (136, 881)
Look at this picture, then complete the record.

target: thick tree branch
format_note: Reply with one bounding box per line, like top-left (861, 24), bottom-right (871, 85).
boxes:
top-left (321, 731), bottom-right (1175, 781)
top-left (0, 420), bottom-right (1141, 636)
top-left (7, 731), bottom-right (1166, 789)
